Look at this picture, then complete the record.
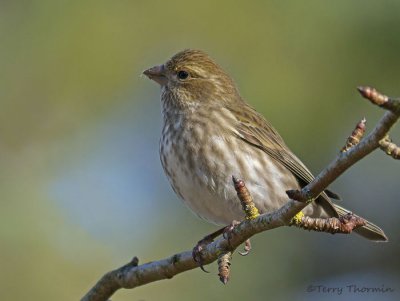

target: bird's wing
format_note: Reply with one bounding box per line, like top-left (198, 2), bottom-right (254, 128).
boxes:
top-left (231, 104), bottom-right (315, 184)
top-left (228, 103), bottom-right (338, 216)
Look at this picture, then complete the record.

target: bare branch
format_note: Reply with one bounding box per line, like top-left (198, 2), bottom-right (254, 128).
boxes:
top-left (81, 87), bottom-right (399, 301)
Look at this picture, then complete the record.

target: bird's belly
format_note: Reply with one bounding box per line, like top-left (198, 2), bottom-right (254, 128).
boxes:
top-left (160, 134), bottom-right (302, 225)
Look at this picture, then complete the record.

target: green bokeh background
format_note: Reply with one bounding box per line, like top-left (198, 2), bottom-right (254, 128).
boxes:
top-left (1, 1), bottom-right (399, 300)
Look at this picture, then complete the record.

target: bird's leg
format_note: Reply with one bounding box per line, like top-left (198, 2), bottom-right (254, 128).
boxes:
top-left (192, 226), bottom-right (226, 272)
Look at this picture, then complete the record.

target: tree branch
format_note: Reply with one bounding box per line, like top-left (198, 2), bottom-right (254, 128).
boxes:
top-left (81, 86), bottom-right (399, 301)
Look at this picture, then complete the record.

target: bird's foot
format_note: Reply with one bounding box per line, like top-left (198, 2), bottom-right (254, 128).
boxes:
top-left (223, 220), bottom-right (250, 254)
top-left (193, 220), bottom-right (252, 272)
top-left (222, 220), bottom-right (240, 242)
top-left (222, 220), bottom-right (245, 251)
top-left (222, 220), bottom-right (241, 242)
top-left (192, 227), bottom-right (225, 272)
top-left (222, 221), bottom-right (252, 256)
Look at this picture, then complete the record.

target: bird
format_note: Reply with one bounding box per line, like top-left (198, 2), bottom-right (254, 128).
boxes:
top-left (143, 49), bottom-right (387, 243)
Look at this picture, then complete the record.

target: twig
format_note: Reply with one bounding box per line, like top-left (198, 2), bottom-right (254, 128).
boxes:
top-left (232, 176), bottom-right (260, 220)
top-left (341, 118), bottom-right (366, 152)
top-left (81, 86), bottom-right (399, 301)
top-left (358, 86), bottom-right (400, 114)
top-left (379, 136), bottom-right (400, 159)
top-left (217, 252), bottom-right (232, 284)
top-left (291, 212), bottom-right (366, 234)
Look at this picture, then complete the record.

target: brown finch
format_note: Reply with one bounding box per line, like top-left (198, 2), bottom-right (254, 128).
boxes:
top-left (143, 49), bottom-right (387, 242)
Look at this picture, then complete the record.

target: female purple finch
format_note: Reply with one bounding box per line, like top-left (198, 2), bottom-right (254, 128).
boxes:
top-left (143, 49), bottom-right (387, 242)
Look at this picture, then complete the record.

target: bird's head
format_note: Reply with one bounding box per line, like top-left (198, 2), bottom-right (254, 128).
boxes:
top-left (143, 49), bottom-right (241, 107)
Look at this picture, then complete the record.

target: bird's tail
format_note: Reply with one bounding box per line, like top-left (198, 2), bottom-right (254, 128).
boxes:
top-left (333, 204), bottom-right (388, 242)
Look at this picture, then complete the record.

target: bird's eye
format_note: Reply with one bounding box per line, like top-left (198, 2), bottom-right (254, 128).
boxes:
top-left (177, 70), bottom-right (189, 80)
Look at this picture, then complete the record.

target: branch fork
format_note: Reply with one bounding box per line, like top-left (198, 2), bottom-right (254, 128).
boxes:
top-left (81, 86), bottom-right (399, 301)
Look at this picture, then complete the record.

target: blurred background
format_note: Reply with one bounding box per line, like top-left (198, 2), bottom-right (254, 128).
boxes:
top-left (1, 1), bottom-right (399, 300)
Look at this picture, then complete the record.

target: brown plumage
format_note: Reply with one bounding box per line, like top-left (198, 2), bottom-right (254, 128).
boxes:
top-left (143, 49), bottom-right (387, 241)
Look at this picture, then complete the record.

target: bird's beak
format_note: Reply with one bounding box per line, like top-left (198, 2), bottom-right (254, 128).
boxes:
top-left (143, 64), bottom-right (167, 86)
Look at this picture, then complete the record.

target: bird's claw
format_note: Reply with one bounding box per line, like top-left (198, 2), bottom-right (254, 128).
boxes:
top-left (238, 239), bottom-right (252, 256)
top-left (193, 221), bottom-right (251, 272)
top-left (192, 226), bottom-right (227, 272)
top-left (192, 237), bottom-right (213, 273)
